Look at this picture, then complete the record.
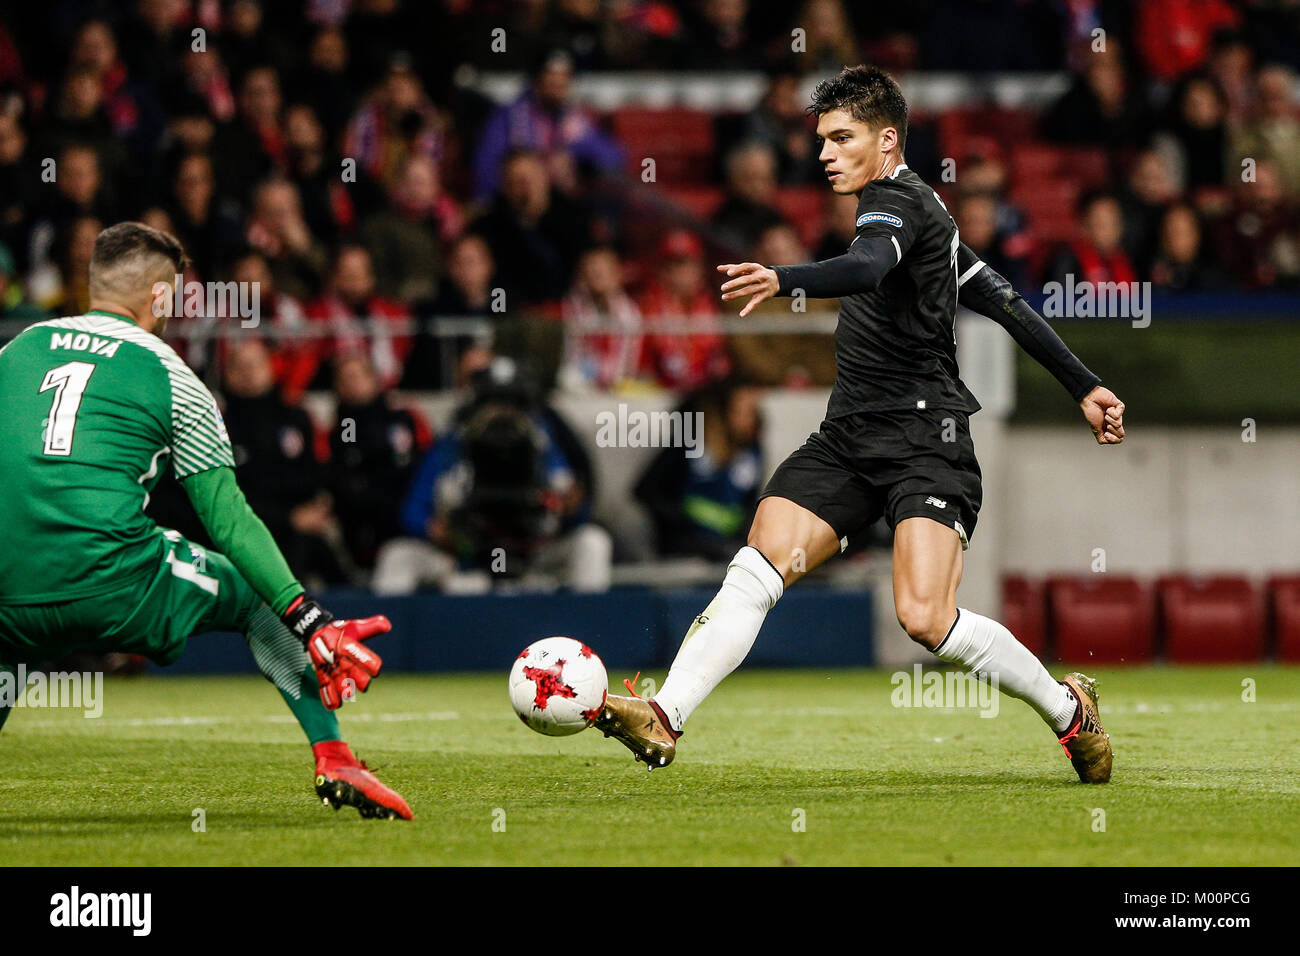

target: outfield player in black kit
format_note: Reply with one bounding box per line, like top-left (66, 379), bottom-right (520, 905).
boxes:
top-left (595, 66), bottom-right (1126, 783)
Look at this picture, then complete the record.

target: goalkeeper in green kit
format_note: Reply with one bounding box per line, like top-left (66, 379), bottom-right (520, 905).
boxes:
top-left (0, 222), bottom-right (412, 820)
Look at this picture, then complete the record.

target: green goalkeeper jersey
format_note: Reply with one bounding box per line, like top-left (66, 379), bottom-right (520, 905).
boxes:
top-left (0, 311), bottom-right (236, 604)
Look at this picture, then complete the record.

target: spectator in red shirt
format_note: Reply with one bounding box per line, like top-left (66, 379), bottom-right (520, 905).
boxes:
top-left (637, 229), bottom-right (731, 391)
top-left (177, 44), bottom-right (236, 124)
top-left (226, 248), bottom-right (310, 387)
top-left (1135, 0), bottom-right (1239, 82)
top-left (289, 244), bottom-right (413, 400)
top-left (559, 245), bottom-right (644, 391)
top-left (343, 53), bottom-right (445, 193)
top-left (1047, 191), bottom-right (1138, 288)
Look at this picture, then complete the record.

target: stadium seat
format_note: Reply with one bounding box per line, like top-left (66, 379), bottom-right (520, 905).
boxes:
top-left (1010, 144), bottom-right (1062, 183)
top-left (772, 186), bottom-right (827, 250)
top-left (961, 134), bottom-right (1003, 164)
top-left (662, 185), bottom-right (724, 221)
top-left (1002, 575), bottom-right (1047, 656)
top-left (1046, 575), bottom-right (1156, 663)
top-left (1012, 180), bottom-right (1081, 261)
top-left (1063, 148), bottom-right (1111, 189)
top-left (611, 108), bottom-right (715, 184)
top-left (1010, 180), bottom-right (1080, 225)
top-left (1266, 575), bottom-right (1300, 661)
top-left (1008, 145), bottom-right (1110, 192)
top-left (1157, 575), bottom-right (1265, 663)
top-left (938, 107), bottom-right (1038, 161)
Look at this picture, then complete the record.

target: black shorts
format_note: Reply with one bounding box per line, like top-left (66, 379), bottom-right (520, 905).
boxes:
top-left (759, 407), bottom-right (982, 551)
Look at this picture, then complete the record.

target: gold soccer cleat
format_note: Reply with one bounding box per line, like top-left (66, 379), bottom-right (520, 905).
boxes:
top-left (1057, 672), bottom-right (1113, 784)
top-left (593, 674), bottom-right (680, 771)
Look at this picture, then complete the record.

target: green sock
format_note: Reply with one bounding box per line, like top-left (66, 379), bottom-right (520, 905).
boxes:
top-left (245, 606), bottom-right (340, 745)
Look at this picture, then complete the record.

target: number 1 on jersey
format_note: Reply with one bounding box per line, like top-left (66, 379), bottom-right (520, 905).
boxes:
top-left (39, 361), bottom-right (96, 457)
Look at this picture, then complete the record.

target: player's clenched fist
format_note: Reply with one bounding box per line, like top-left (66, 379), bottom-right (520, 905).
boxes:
top-left (1079, 385), bottom-right (1126, 445)
top-left (282, 595), bottom-right (390, 709)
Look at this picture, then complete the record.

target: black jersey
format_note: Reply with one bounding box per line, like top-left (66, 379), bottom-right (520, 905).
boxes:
top-left (833, 165), bottom-right (978, 417)
top-left (775, 164), bottom-right (981, 419)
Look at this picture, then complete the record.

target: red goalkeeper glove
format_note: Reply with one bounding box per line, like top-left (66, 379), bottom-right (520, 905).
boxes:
top-left (283, 595), bottom-right (390, 709)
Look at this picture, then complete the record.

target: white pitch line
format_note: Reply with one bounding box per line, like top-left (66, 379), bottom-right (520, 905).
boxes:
top-left (12, 710), bottom-right (461, 729)
top-left (723, 701), bottom-right (1300, 717)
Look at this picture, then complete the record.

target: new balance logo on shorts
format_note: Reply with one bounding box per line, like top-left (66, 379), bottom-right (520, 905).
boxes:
top-left (925, 496), bottom-right (947, 509)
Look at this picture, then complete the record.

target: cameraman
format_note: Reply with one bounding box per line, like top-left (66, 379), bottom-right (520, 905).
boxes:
top-left (373, 358), bottom-right (611, 594)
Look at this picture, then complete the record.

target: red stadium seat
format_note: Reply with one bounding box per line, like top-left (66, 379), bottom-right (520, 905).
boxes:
top-left (1010, 180), bottom-right (1080, 225)
top-left (611, 108), bottom-right (715, 184)
top-left (1002, 575), bottom-right (1047, 656)
top-left (772, 186), bottom-right (826, 250)
top-left (1266, 575), bottom-right (1300, 661)
top-left (1063, 148), bottom-right (1111, 189)
top-left (938, 107), bottom-right (1039, 161)
top-left (1009, 145), bottom-right (1110, 191)
top-left (936, 112), bottom-right (968, 161)
top-left (1010, 144), bottom-right (1062, 183)
top-left (1012, 181), bottom-right (1081, 262)
top-left (977, 108), bottom-right (1040, 145)
top-left (1157, 575), bottom-right (1265, 663)
top-left (662, 185), bottom-right (723, 221)
top-left (1047, 575), bottom-right (1156, 663)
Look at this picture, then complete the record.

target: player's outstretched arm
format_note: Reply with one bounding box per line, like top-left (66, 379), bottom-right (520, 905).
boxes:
top-left (182, 466), bottom-right (391, 707)
top-left (718, 235), bottom-right (898, 316)
top-left (955, 243), bottom-right (1124, 445)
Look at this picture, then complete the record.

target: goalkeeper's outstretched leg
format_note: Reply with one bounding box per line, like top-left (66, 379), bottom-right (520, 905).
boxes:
top-left (239, 603), bottom-right (413, 819)
top-left (0, 531), bottom-right (413, 818)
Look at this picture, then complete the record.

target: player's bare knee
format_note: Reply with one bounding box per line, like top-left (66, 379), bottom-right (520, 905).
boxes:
top-left (742, 534), bottom-right (788, 580)
top-left (895, 597), bottom-right (949, 649)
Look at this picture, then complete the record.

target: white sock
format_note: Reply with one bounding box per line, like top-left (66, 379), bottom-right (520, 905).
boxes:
top-left (654, 546), bottom-right (784, 732)
top-left (934, 608), bottom-right (1077, 734)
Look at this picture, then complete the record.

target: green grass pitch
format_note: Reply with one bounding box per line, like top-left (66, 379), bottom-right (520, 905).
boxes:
top-left (2, 666), bottom-right (1297, 865)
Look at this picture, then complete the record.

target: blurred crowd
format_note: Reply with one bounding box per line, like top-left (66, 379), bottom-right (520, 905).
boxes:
top-left (1, 0), bottom-right (1297, 590)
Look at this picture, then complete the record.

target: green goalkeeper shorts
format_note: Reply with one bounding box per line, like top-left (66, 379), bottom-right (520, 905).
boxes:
top-left (0, 530), bottom-right (261, 667)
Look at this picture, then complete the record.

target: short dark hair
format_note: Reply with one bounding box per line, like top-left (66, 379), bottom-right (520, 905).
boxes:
top-left (90, 221), bottom-right (189, 276)
top-left (1077, 188), bottom-right (1120, 217)
top-left (807, 65), bottom-right (908, 149)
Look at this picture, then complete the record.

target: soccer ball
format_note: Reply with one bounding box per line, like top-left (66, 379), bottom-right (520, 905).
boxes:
top-left (509, 636), bottom-right (608, 736)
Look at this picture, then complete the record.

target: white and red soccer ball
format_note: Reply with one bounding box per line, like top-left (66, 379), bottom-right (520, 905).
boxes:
top-left (509, 636), bottom-right (608, 736)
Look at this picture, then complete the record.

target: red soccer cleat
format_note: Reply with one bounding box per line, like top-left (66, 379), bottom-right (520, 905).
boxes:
top-left (312, 740), bottom-right (413, 820)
